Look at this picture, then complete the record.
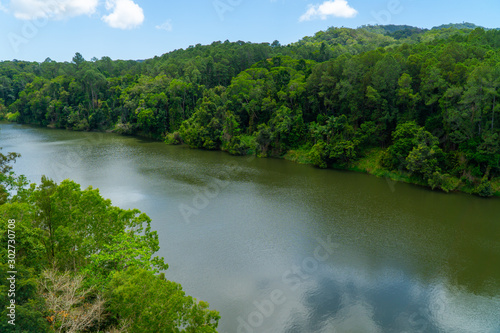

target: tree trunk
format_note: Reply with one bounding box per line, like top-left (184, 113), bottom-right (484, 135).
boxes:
top-left (492, 95), bottom-right (496, 131)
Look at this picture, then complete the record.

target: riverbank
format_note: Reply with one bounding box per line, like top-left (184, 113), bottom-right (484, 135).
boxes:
top-left (3, 120), bottom-right (499, 333)
top-left (284, 146), bottom-right (500, 198)
top-left (2, 120), bottom-right (498, 198)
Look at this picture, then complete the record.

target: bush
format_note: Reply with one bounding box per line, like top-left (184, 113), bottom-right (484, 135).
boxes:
top-left (474, 178), bottom-right (494, 197)
top-left (165, 131), bottom-right (182, 145)
top-left (6, 112), bottom-right (20, 122)
top-left (113, 122), bottom-right (135, 135)
top-left (222, 136), bottom-right (251, 156)
top-left (428, 172), bottom-right (457, 192)
top-left (308, 141), bottom-right (328, 168)
top-left (106, 268), bottom-right (220, 333)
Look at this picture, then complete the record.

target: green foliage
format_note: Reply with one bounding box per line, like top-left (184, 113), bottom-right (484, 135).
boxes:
top-left (255, 123), bottom-right (273, 157)
top-left (385, 121), bottom-right (420, 169)
top-left (1, 24), bottom-right (500, 193)
top-left (329, 139), bottom-right (360, 167)
top-left (0, 149), bottom-right (23, 204)
top-left (474, 178), bottom-right (494, 197)
top-left (355, 121), bottom-right (383, 148)
top-left (106, 268), bottom-right (220, 333)
top-left (0, 146), bottom-right (218, 332)
top-left (0, 203), bottom-right (47, 272)
top-left (427, 172), bottom-right (458, 192)
top-left (309, 141), bottom-right (328, 168)
top-left (165, 131), bottom-right (182, 145)
top-left (24, 177), bottom-right (167, 275)
top-left (384, 122), bottom-right (446, 186)
top-left (432, 22), bottom-right (484, 30)
top-left (405, 129), bottom-right (445, 179)
top-left (0, 264), bottom-right (50, 333)
top-left (6, 112), bottom-right (20, 122)
top-left (83, 231), bottom-right (168, 290)
top-left (179, 90), bottom-right (225, 150)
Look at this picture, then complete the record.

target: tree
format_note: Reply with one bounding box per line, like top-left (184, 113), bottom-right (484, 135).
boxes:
top-left (227, 68), bottom-right (270, 132)
top-left (38, 269), bottom-right (105, 333)
top-left (0, 264), bottom-right (50, 333)
top-left (106, 268), bottom-right (220, 333)
top-left (1, 171), bottom-right (218, 332)
top-left (269, 105), bottom-right (302, 152)
top-left (329, 139), bottom-right (360, 167)
top-left (397, 73), bottom-right (421, 121)
top-left (460, 63), bottom-right (500, 136)
top-left (309, 141), bottom-right (328, 168)
top-left (0, 148), bottom-right (21, 204)
top-left (255, 123), bottom-right (272, 157)
top-left (370, 54), bottom-right (402, 124)
top-left (405, 129), bottom-right (445, 179)
top-left (0, 202), bottom-right (47, 272)
top-left (384, 121), bottom-right (420, 169)
top-left (82, 69), bottom-right (107, 110)
top-left (179, 90), bottom-right (224, 150)
top-left (137, 107), bottom-right (155, 133)
top-left (420, 65), bottom-right (448, 112)
top-left (72, 53), bottom-right (85, 69)
top-left (28, 179), bottom-right (166, 273)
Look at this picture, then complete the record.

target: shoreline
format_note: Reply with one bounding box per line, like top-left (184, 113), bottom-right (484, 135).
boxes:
top-left (3, 121), bottom-right (499, 198)
top-left (283, 147), bottom-right (500, 198)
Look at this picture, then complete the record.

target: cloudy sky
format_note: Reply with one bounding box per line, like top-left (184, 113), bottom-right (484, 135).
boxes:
top-left (0, 0), bottom-right (498, 62)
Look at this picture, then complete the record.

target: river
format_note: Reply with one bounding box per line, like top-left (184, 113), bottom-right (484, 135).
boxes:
top-left (1, 123), bottom-right (499, 333)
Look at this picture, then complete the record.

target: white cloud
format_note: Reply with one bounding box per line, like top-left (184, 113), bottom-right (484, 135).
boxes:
top-left (102, 0), bottom-right (144, 30)
top-left (10, 0), bottom-right (99, 20)
top-left (155, 19), bottom-right (172, 32)
top-left (299, 0), bottom-right (358, 22)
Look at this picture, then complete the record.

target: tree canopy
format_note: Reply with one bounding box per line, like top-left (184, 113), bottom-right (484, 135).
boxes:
top-left (1, 24), bottom-right (499, 196)
top-left (0, 150), bottom-right (220, 332)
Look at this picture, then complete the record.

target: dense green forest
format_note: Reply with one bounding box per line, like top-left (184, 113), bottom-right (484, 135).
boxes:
top-left (1, 23), bottom-right (499, 196)
top-left (0, 150), bottom-right (220, 332)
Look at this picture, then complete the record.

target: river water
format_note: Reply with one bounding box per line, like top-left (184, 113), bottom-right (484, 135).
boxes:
top-left (1, 123), bottom-right (499, 333)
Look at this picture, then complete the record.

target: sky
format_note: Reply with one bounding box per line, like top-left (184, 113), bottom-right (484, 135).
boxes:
top-left (0, 0), bottom-right (498, 62)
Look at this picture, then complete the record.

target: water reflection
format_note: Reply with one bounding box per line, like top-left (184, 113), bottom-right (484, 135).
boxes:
top-left (283, 267), bottom-right (500, 333)
top-left (1, 123), bottom-right (499, 333)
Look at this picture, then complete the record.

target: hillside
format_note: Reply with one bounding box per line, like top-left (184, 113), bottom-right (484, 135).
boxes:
top-left (1, 24), bottom-right (499, 196)
top-left (432, 22), bottom-right (484, 30)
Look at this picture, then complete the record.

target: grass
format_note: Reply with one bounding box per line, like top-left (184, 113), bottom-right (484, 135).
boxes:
top-left (240, 135), bottom-right (256, 147)
top-left (350, 148), bottom-right (428, 187)
top-left (283, 146), bottom-right (500, 197)
top-left (492, 178), bottom-right (500, 197)
top-left (166, 131), bottom-right (499, 198)
top-left (283, 145), bottom-right (313, 164)
top-left (349, 148), bottom-right (384, 174)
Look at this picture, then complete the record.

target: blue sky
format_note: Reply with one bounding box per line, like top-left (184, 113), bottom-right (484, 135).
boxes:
top-left (0, 0), bottom-right (498, 62)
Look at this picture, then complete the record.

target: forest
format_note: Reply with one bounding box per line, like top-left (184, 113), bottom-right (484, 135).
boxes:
top-left (1, 23), bottom-right (499, 196)
top-left (0, 150), bottom-right (220, 332)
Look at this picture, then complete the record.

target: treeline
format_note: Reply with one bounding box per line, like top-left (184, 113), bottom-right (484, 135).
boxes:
top-left (0, 151), bottom-right (220, 332)
top-left (1, 25), bottom-right (499, 196)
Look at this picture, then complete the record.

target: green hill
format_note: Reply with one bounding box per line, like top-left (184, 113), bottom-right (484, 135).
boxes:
top-left (1, 23), bottom-right (499, 196)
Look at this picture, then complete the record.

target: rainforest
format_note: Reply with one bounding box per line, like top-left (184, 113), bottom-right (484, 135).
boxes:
top-left (1, 24), bottom-right (500, 196)
top-left (1, 22), bottom-right (500, 333)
